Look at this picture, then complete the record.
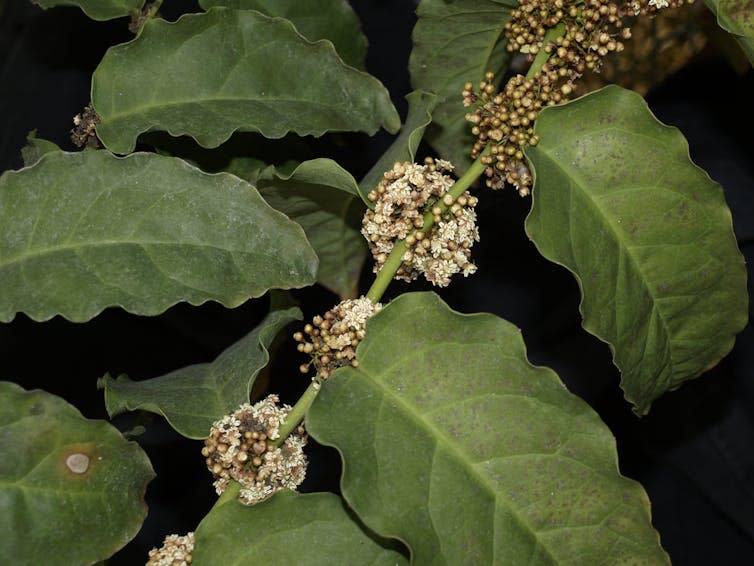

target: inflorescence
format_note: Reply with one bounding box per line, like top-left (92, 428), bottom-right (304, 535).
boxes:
top-left (362, 158), bottom-right (479, 286)
top-left (203, 396), bottom-right (307, 506)
top-left (146, 532), bottom-right (194, 566)
top-left (463, 0), bottom-right (691, 195)
top-left (295, 296), bottom-right (382, 379)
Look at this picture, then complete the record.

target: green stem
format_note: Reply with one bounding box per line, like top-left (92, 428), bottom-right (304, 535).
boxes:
top-left (526, 22), bottom-right (566, 80)
top-left (271, 379), bottom-right (321, 448)
top-left (215, 478), bottom-right (241, 507)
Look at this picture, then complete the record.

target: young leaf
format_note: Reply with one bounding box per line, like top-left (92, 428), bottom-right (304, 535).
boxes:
top-left (359, 90), bottom-right (439, 207)
top-left (525, 85), bottom-right (748, 415)
top-left (0, 150), bottom-right (318, 322)
top-left (409, 0), bottom-right (515, 172)
top-left (99, 304), bottom-right (300, 439)
top-left (0, 381), bottom-right (154, 566)
top-left (193, 490), bottom-right (408, 564)
top-left (705, 0), bottom-right (754, 66)
top-left (92, 8), bottom-right (400, 154)
top-left (20, 131), bottom-right (60, 167)
top-left (255, 159), bottom-right (367, 299)
top-left (198, 0), bottom-right (368, 69)
top-left (31, 0), bottom-right (145, 21)
top-left (307, 292), bottom-right (669, 565)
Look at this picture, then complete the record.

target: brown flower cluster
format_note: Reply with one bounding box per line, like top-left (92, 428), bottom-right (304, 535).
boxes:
top-left (295, 297), bottom-right (381, 379)
top-left (146, 532), bottom-right (194, 566)
top-left (202, 396), bottom-right (307, 506)
top-left (362, 158), bottom-right (479, 285)
top-left (464, 0), bottom-right (692, 195)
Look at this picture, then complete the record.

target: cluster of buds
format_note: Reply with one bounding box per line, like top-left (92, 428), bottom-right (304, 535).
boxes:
top-left (294, 297), bottom-right (381, 379)
top-left (464, 0), bottom-right (692, 195)
top-left (362, 158), bottom-right (479, 285)
top-left (146, 532), bottom-right (194, 566)
top-left (203, 396), bottom-right (307, 506)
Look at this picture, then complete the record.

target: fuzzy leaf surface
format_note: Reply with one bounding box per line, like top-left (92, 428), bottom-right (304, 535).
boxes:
top-left (21, 132), bottom-right (60, 167)
top-left (93, 8), bottom-right (399, 154)
top-left (308, 292), bottom-right (668, 565)
top-left (525, 86), bottom-right (748, 415)
top-left (359, 90), bottom-right (439, 207)
top-left (409, 0), bottom-right (515, 171)
top-left (0, 381), bottom-right (154, 566)
top-left (0, 150), bottom-right (318, 322)
top-left (99, 305), bottom-right (300, 439)
top-left (256, 159), bottom-right (367, 299)
top-left (705, 0), bottom-right (754, 65)
top-left (31, 0), bottom-right (144, 20)
top-left (199, 0), bottom-right (368, 69)
top-left (194, 491), bottom-right (408, 564)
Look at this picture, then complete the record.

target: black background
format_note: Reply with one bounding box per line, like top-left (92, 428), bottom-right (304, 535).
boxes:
top-left (1, 0), bottom-right (753, 564)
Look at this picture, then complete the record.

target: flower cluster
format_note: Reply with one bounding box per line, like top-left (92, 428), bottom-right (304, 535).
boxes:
top-left (146, 532), bottom-right (194, 566)
top-left (464, 0), bottom-right (692, 195)
top-left (295, 296), bottom-right (381, 379)
top-left (202, 396), bottom-right (307, 506)
top-left (362, 158), bottom-right (479, 285)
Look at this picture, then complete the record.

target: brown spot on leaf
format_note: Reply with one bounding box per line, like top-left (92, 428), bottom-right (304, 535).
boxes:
top-left (59, 443), bottom-right (97, 478)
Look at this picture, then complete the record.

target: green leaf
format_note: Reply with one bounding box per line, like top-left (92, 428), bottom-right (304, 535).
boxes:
top-left (359, 90), bottom-right (439, 207)
top-left (0, 381), bottom-right (154, 566)
top-left (20, 131), bottom-right (60, 167)
top-left (99, 304), bottom-right (300, 439)
top-left (705, 0), bottom-right (754, 65)
top-left (92, 8), bottom-right (399, 154)
top-left (256, 159), bottom-right (367, 298)
top-left (409, 0), bottom-right (515, 172)
top-left (31, 0), bottom-right (144, 21)
top-left (525, 86), bottom-right (748, 415)
top-left (307, 292), bottom-right (668, 565)
top-left (199, 0), bottom-right (368, 69)
top-left (0, 150), bottom-right (318, 322)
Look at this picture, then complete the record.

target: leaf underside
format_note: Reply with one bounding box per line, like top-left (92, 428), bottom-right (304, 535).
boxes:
top-left (525, 85), bottom-right (748, 415)
top-left (0, 382), bottom-right (154, 566)
top-left (307, 292), bottom-right (669, 565)
top-left (100, 304), bottom-right (300, 439)
top-left (0, 150), bottom-right (318, 322)
top-left (92, 8), bottom-right (399, 154)
top-left (31, 0), bottom-right (144, 20)
top-left (705, 0), bottom-right (754, 65)
top-left (409, 0), bottom-right (516, 172)
top-left (193, 491), bottom-right (408, 565)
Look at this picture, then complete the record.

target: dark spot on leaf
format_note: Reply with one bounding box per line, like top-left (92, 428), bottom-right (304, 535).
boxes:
top-left (29, 402), bottom-right (45, 415)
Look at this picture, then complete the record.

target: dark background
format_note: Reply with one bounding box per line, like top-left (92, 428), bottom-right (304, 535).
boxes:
top-left (1, 0), bottom-right (753, 564)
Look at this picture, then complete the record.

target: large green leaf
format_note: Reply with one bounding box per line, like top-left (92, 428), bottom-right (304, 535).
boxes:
top-left (0, 150), bottom-right (318, 322)
top-left (307, 292), bottom-right (668, 565)
top-left (705, 0), bottom-right (754, 65)
top-left (92, 8), bottom-right (399, 154)
top-left (256, 159), bottom-right (367, 299)
top-left (194, 490), bottom-right (408, 564)
top-left (199, 0), bottom-right (368, 69)
top-left (0, 381), bottom-right (154, 566)
top-left (524, 86), bottom-right (748, 415)
top-left (359, 90), bottom-right (439, 207)
top-left (99, 303), bottom-right (300, 439)
top-left (31, 0), bottom-right (144, 21)
top-left (409, 0), bottom-right (515, 172)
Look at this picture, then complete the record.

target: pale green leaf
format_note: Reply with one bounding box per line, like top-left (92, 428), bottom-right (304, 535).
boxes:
top-left (525, 86), bottom-right (748, 415)
top-left (409, 0), bottom-right (515, 172)
top-left (99, 304), bottom-right (300, 439)
top-left (21, 131), bottom-right (60, 167)
top-left (0, 150), bottom-right (318, 322)
top-left (193, 490), bottom-right (408, 565)
top-left (92, 8), bottom-right (399, 154)
top-left (705, 0), bottom-right (754, 65)
top-left (307, 292), bottom-right (668, 565)
top-left (359, 90), bottom-right (439, 207)
top-left (256, 159), bottom-right (367, 299)
top-left (199, 0), bottom-right (368, 69)
top-left (0, 381), bottom-right (154, 566)
top-left (31, 0), bottom-right (144, 20)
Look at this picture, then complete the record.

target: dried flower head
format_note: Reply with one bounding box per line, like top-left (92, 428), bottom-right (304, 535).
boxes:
top-left (362, 158), bottom-right (479, 284)
top-left (146, 532), bottom-right (194, 566)
top-left (294, 296), bottom-right (382, 379)
top-left (203, 396), bottom-right (307, 506)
